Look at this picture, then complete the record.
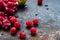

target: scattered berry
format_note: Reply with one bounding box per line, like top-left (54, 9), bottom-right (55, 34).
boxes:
top-left (38, 0), bottom-right (43, 5)
top-left (30, 27), bottom-right (37, 35)
top-left (26, 20), bottom-right (32, 27)
top-left (33, 19), bottom-right (38, 25)
top-left (18, 32), bottom-right (26, 39)
top-left (5, 8), bottom-right (15, 15)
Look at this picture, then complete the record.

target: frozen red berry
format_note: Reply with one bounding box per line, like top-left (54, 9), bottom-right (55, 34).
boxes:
top-left (26, 20), bottom-right (32, 27)
top-left (10, 17), bottom-right (17, 24)
top-left (5, 8), bottom-right (15, 15)
top-left (3, 19), bottom-right (10, 23)
top-left (4, 3), bottom-right (8, 8)
top-left (33, 19), bottom-right (38, 25)
top-left (10, 27), bottom-right (17, 34)
top-left (7, 2), bottom-right (14, 8)
top-left (0, 12), bottom-right (5, 17)
top-left (4, 0), bottom-right (8, 3)
top-left (0, 1), bottom-right (4, 6)
top-left (0, 16), bottom-right (4, 21)
top-left (13, 7), bottom-right (17, 12)
top-left (8, 16), bottom-right (13, 19)
top-left (9, 16), bottom-right (13, 19)
top-left (8, 8), bottom-right (15, 14)
top-left (14, 22), bottom-right (21, 29)
top-left (4, 6), bottom-right (8, 12)
top-left (4, 16), bottom-right (8, 19)
top-left (2, 23), bottom-right (9, 29)
top-left (18, 32), bottom-right (26, 39)
top-left (38, 0), bottom-right (43, 5)
top-left (30, 27), bottom-right (37, 35)
top-left (0, 1), bottom-right (5, 10)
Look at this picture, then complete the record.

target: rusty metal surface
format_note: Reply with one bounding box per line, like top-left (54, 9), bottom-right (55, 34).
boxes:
top-left (0, 0), bottom-right (60, 40)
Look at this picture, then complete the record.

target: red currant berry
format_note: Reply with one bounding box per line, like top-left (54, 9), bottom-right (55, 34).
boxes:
top-left (8, 8), bottom-right (15, 14)
top-left (14, 22), bottom-right (21, 29)
top-left (30, 27), bottom-right (37, 35)
top-left (0, 16), bottom-right (4, 21)
top-left (4, 7), bottom-right (9, 13)
top-left (0, 1), bottom-right (5, 10)
top-left (26, 20), bottom-right (32, 27)
top-left (18, 32), bottom-right (26, 39)
top-left (10, 27), bottom-right (17, 34)
top-left (5, 8), bottom-right (15, 15)
top-left (7, 1), bottom-right (14, 8)
top-left (3, 19), bottom-right (10, 23)
top-left (10, 17), bottom-right (17, 24)
top-left (0, 12), bottom-right (5, 17)
top-left (2, 23), bottom-right (9, 29)
top-left (33, 19), bottom-right (38, 25)
top-left (4, 3), bottom-right (8, 8)
top-left (38, 0), bottom-right (43, 5)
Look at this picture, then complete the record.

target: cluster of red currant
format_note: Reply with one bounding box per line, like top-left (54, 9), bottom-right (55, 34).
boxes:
top-left (0, 0), bottom-right (19, 30)
top-left (0, 0), bottom-right (18, 15)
